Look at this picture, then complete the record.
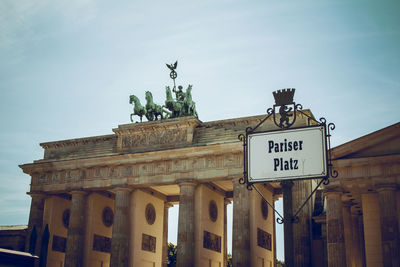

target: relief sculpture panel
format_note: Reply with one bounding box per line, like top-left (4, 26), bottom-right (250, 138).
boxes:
top-left (203, 231), bottom-right (221, 253)
top-left (52, 235), bottom-right (67, 253)
top-left (93, 234), bottom-right (111, 253)
top-left (257, 228), bottom-right (272, 251)
top-left (142, 233), bottom-right (156, 253)
top-left (121, 128), bottom-right (187, 149)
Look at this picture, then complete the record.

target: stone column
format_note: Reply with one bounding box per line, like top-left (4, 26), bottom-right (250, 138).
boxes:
top-left (361, 192), bottom-right (383, 266)
top-left (342, 201), bottom-right (353, 267)
top-left (292, 179), bottom-right (312, 266)
top-left (325, 190), bottom-right (346, 267)
top-left (110, 187), bottom-right (132, 267)
top-left (162, 202), bottom-right (173, 267)
top-left (358, 214), bottom-right (366, 267)
top-left (25, 193), bottom-right (45, 267)
top-left (351, 212), bottom-right (362, 267)
top-left (65, 191), bottom-right (87, 267)
top-left (232, 179), bottom-right (250, 267)
top-left (377, 186), bottom-right (399, 267)
top-left (176, 180), bottom-right (196, 267)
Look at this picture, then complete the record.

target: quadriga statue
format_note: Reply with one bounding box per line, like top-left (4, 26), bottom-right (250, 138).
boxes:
top-left (165, 85), bottom-right (198, 118)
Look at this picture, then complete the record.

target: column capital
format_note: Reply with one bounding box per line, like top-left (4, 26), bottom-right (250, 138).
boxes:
top-left (224, 198), bottom-right (232, 205)
top-left (113, 186), bottom-right (133, 193)
top-left (164, 202), bottom-right (174, 209)
top-left (176, 178), bottom-right (197, 186)
top-left (280, 180), bottom-right (294, 188)
top-left (342, 201), bottom-right (354, 208)
top-left (273, 195), bottom-right (280, 202)
top-left (27, 191), bottom-right (46, 198)
top-left (231, 178), bottom-right (242, 186)
top-left (69, 190), bottom-right (88, 196)
top-left (376, 184), bottom-right (397, 192)
top-left (323, 187), bottom-right (343, 196)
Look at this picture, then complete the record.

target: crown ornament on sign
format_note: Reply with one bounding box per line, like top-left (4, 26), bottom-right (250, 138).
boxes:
top-left (273, 88), bottom-right (295, 106)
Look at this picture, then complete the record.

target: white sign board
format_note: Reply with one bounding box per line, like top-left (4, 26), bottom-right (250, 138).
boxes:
top-left (248, 126), bottom-right (327, 182)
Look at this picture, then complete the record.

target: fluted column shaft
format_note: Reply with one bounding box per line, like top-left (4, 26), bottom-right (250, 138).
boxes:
top-left (26, 193), bottom-right (46, 267)
top-left (361, 192), bottom-right (383, 266)
top-left (325, 191), bottom-right (346, 267)
top-left (176, 181), bottom-right (196, 267)
top-left (26, 193), bottom-right (45, 256)
top-left (351, 213), bottom-right (363, 267)
top-left (358, 214), bottom-right (366, 267)
top-left (377, 186), bottom-right (399, 267)
top-left (292, 179), bottom-right (312, 266)
top-left (342, 202), bottom-right (353, 267)
top-left (110, 187), bottom-right (132, 267)
top-left (65, 191), bottom-right (87, 267)
top-left (232, 180), bottom-right (250, 267)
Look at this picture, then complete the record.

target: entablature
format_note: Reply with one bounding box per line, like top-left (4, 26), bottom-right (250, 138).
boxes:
top-left (21, 142), bottom-right (244, 194)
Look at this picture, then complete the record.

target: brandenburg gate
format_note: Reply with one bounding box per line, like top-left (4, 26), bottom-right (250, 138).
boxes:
top-left (20, 114), bottom-right (291, 267)
top-left (19, 64), bottom-right (318, 267)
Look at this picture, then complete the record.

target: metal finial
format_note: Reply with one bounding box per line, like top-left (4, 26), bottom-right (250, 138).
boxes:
top-left (166, 61), bottom-right (178, 89)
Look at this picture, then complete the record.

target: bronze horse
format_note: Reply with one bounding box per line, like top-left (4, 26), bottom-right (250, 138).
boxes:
top-left (129, 95), bottom-right (146, 122)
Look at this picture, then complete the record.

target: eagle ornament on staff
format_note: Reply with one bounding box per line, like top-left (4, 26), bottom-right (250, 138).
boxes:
top-left (129, 61), bottom-right (198, 122)
top-left (166, 61), bottom-right (178, 89)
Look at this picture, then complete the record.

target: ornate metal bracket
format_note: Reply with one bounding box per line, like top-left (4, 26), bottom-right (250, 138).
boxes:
top-left (238, 88), bottom-right (338, 224)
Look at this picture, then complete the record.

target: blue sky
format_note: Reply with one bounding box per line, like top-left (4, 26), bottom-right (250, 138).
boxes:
top-left (0, 0), bottom-right (399, 260)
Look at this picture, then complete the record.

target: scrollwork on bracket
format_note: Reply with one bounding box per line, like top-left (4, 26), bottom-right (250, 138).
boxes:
top-left (328, 122), bottom-right (335, 131)
top-left (329, 168), bottom-right (338, 179)
top-left (322, 177), bottom-right (330, 186)
top-left (245, 126), bottom-right (253, 134)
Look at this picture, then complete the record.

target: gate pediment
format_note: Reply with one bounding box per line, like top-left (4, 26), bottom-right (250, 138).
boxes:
top-left (113, 116), bottom-right (200, 153)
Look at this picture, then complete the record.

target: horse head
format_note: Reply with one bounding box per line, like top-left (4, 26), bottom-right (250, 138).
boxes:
top-left (165, 86), bottom-right (173, 100)
top-left (187, 84), bottom-right (193, 93)
top-left (145, 91), bottom-right (153, 104)
top-left (129, 95), bottom-right (139, 104)
top-left (185, 85), bottom-right (193, 101)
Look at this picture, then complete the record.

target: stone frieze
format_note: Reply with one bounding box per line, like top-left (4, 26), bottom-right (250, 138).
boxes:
top-left (28, 152), bottom-right (242, 190)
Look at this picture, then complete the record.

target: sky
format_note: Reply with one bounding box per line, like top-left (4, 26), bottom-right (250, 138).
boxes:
top-left (0, 0), bottom-right (399, 261)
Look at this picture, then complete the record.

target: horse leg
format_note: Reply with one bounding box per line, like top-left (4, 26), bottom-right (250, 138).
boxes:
top-left (130, 113), bottom-right (134, 122)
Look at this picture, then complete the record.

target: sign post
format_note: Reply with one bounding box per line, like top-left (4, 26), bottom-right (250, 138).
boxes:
top-left (238, 88), bottom-right (337, 266)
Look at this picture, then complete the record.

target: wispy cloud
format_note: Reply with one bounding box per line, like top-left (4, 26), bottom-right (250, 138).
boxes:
top-left (0, 0), bottom-right (97, 61)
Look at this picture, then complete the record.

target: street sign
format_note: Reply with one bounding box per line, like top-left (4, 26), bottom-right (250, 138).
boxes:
top-left (247, 125), bottom-right (327, 182)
